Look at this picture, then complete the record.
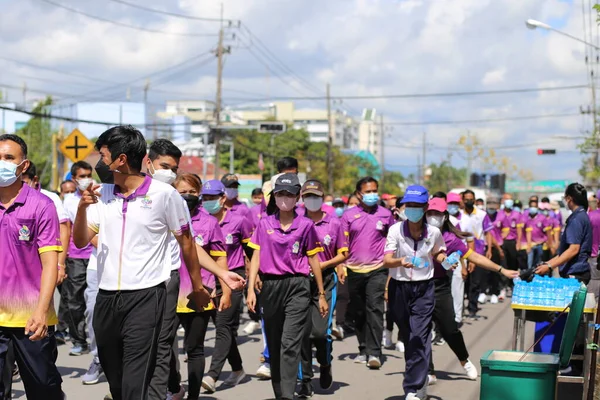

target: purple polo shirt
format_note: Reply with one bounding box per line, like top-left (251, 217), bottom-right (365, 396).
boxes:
top-left (589, 209), bottom-right (600, 258)
top-left (341, 204), bottom-right (395, 271)
top-left (228, 199), bottom-right (251, 220)
top-left (489, 213), bottom-right (504, 247)
top-left (219, 211), bottom-right (252, 270)
top-left (63, 192), bottom-right (93, 259)
top-left (433, 231), bottom-right (471, 279)
top-left (248, 213), bottom-right (323, 276)
top-left (177, 207), bottom-right (226, 313)
top-left (313, 212), bottom-right (348, 263)
top-left (500, 210), bottom-right (523, 241)
top-left (0, 184), bottom-right (61, 327)
top-left (525, 213), bottom-right (551, 245)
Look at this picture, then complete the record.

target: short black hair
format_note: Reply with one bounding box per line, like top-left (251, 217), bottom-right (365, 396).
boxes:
top-left (395, 196), bottom-right (404, 208)
top-left (148, 138), bottom-right (182, 161)
top-left (565, 182), bottom-right (588, 209)
top-left (529, 199), bottom-right (538, 207)
top-left (541, 197), bottom-right (550, 203)
top-left (514, 200), bottom-right (523, 208)
top-left (431, 191), bottom-right (446, 200)
top-left (276, 157), bottom-right (298, 173)
top-left (0, 134), bottom-right (28, 157)
top-left (95, 125), bottom-right (147, 172)
top-left (476, 198), bottom-right (484, 203)
top-left (355, 176), bottom-right (378, 193)
top-left (251, 188), bottom-right (263, 196)
top-left (60, 180), bottom-right (74, 189)
top-left (70, 161), bottom-right (93, 177)
top-left (23, 160), bottom-right (36, 179)
top-left (462, 189), bottom-right (475, 198)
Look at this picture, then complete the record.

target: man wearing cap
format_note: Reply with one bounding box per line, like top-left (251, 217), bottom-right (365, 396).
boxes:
top-left (221, 174), bottom-right (251, 220)
top-left (341, 177), bottom-right (394, 369)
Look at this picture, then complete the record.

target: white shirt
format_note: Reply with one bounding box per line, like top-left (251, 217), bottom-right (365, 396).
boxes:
top-left (167, 198), bottom-right (191, 271)
top-left (87, 176), bottom-right (190, 291)
top-left (41, 189), bottom-right (69, 223)
top-left (460, 208), bottom-right (491, 242)
top-left (385, 221), bottom-right (446, 282)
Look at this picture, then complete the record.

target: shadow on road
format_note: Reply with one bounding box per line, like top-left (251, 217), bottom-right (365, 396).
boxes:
top-left (58, 366), bottom-right (87, 378)
top-left (434, 370), bottom-right (472, 382)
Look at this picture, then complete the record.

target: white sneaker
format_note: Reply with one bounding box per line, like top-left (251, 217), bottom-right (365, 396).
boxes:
top-left (406, 394), bottom-right (421, 400)
top-left (395, 341), bottom-right (405, 352)
top-left (498, 289), bottom-right (506, 302)
top-left (243, 321), bottom-right (260, 335)
top-left (382, 329), bottom-right (393, 348)
top-left (331, 325), bottom-right (344, 340)
top-left (166, 387), bottom-right (185, 400)
top-left (223, 369), bottom-right (246, 386)
top-left (353, 354), bottom-right (367, 364)
top-left (428, 374), bottom-right (437, 386)
top-left (256, 363), bottom-right (271, 379)
top-left (477, 293), bottom-right (487, 304)
top-left (367, 356), bottom-right (381, 369)
top-left (201, 376), bottom-right (216, 393)
top-left (463, 359), bottom-right (478, 380)
top-left (490, 294), bottom-right (499, 304)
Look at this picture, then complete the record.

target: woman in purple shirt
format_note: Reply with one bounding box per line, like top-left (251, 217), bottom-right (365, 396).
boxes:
top-left (247, 173), bottom-right (328, 400)
top-left (298, 180), bottom-right (348, 398)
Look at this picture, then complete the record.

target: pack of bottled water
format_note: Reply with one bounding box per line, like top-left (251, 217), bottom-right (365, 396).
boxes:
top-left (512, 276), bottom-right (582, 308)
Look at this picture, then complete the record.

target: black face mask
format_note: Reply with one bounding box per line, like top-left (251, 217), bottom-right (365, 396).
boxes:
top-left (181, 194), bottom-right (200, 212)
top-left (464, 200), bottom-right (474, 209)
top-left (95, 159), bottom-right (114, 184)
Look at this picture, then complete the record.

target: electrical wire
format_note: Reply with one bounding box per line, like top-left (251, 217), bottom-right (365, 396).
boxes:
top-left (384, 112), bottom-right (581, 126)
top-left (0, 56), bottom-right (115, 84)
top-left (106, 0), bottom-right (235, 22)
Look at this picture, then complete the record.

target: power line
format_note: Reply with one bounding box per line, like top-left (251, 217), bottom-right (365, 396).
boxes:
top-left (385, 112), bottom-right (581, 126)
top-left (106, 0), bottom-right (236, 23)
top-left (38, 0), bottom-right (219, 37)
top-left (0, 56), bottom-right (115, 84)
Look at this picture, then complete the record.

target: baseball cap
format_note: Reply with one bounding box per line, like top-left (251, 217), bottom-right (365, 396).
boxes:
top-left (401, 185), bottom-right (429, 204)
top-left (447, 193), bottom-right (462, 204)
top-left (273, 173), bottom-right (301, 195)
top-left (221, 173), bottom-right (240, 188)
top-left (202, 179), bottom-right (225, 196)
top-left (428, 198), bottom-right (447, 213)
top-left (301, 180), bottom-right (324, 197)
top-left (332, 197), bottom-right (345, 206)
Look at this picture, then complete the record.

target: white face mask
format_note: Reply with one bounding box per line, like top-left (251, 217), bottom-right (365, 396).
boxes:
top-left (150, 165), bottom-right (176, 185)
top-left (76, 178), bottom-right (94, 192)
top-left (304, 197), bottom-right (324, 212)
top-left (426, 215), bottom-right (445, 229)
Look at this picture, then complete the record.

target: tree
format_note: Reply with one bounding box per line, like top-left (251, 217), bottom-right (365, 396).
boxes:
top-left (380, 170), bottom-right (406, 196)
top-left (425, 162), bottom-right (467, 194)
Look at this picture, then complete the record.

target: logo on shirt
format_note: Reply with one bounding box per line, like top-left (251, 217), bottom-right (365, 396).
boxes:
top-left (195, 235), bottom-right (205, 246)
top-left (537, 223), bottom-right (542, 228)
top-left (266, 229), bottom-right (274, 235)
top-left (226, 234), bottom-right (233, 245)
top-left (323, 234), bottom-right (332, 246)
top-left (354, 214), bottom-right (361, 219)
top-left (141, 195), bottom-right (152, 209)
top-left (511, 221), bottom-right (516, 228)
top-left (376, 220), bottom-right (383, 231)
top-left (18, 225), bottom-right (30, 241)
top-left (292, 241), bottom-right (300, 254)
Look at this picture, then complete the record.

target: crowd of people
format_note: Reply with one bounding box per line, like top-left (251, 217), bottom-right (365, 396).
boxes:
top-left (0, 125), bottom-right (597, 400)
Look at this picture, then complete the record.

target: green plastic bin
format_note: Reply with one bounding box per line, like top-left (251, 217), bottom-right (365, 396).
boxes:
top-left (479, 284), bottom-right (587, 400)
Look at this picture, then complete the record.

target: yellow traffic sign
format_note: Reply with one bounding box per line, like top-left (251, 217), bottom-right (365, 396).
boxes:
top-left (59, 129), bottom-right (94, 163)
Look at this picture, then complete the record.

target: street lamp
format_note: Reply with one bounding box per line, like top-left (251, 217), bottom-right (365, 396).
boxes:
top-left (525, 18), bottom-right (600, 50)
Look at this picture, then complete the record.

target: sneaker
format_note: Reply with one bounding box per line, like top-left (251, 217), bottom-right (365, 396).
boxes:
top-left (103, 394), bottom-right (112, 400)
top-left (489, 294), bottom-right (499, 304)
top-left (319, 364), bottom-right (333, 390)
top-left (82, 358), bottom-right (103, 385)
top-left (223, 369), bottom-right (246, 386)
top-left (243, 321), bottom-right (260, 335)
top-left (382, 329), bottom-right (393, 348)
top-left (467, 311), bottom-right (479, 320)
top-left (201, 376), bottom-right (216, 393)
top-left (69, 344), bottom-right (89, 356)
top-left (296, 381), bottom-right (314, 398)
top-left (256, 363), bottom-right (271, 379)
top-left (166, 387), bottom-right (185, 400)
top-left (331, 326), bottom-right (344, 340)
top-left (432, 333), bottom-right (445, 346)
top-left (428, 374), bottom-right (437, 386)
top-left (406, 394), bottom-right (421, 400)
top-left (477, 293), bottom-right (487, 304)
top-left (367, 356), bottom-right (381, 369)
top-left (12, 363), bottom-right (18, 377)
top-left (55, 331), bottom-right (67, 345)
top-left (177, 326), bottom-right (185, 335)
top-left (498, 289), bottom-right (506, 302)
top-left (463, 359), bottom-right (478, 380)
top-left (353, 354), bottom-right (367, 364)
top-left (395, 341), bottom-right (405, 352)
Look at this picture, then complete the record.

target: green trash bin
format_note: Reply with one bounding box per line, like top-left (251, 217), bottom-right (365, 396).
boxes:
top-left (479, 284), bottom-right (587, 400)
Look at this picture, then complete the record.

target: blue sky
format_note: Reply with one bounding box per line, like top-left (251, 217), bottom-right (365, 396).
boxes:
top-left (0, 0), bottom-right (597, 182)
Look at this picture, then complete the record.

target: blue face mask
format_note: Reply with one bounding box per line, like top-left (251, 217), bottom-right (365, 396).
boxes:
top-left (513, 206), bottom-right (521, 213)
top-left (335, 207), bottom-right (344, 218)
top-left (405, 207), bottom-right (425, 223)
top-left (529, 207), bottom-right (538, 216)
top-left (362, 193), bottom-right (379, 207)
top-left (0, 160), bottom-right (24, 188)
top-left (504, 199), bottom-right (514, 209)
top-left (487, 208), bottom-right (497, 215)
top-left (203, 199), bottom-right (222, 215)
top-left (447, 204), bottom-right (460, 216)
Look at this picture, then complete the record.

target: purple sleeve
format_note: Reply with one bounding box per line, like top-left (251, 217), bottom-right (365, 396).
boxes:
top-left (341, 212), bottom-right (350, 236)
top-left (249, 219), bottom-right (264, 248)
top-left (37, 202), bottom-right (62, 252)
top-left (304, 223), bottom-right (323, 255)
top-left (482, 214), bottom-right (493, 232)
top-left (335, 221), bottom-right (348, 252)
top-left (207, 220), bottom-right (226, 254)
top-left (241, 217), bottom-right (253, 242)
top-left (446, 233), bottom-right (468, 255)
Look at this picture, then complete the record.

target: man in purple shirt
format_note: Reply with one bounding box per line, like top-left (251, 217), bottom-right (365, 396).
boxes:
top-left (0, 134), bottom-right (63, 400)
top-left (499, 195), bottom-right (523, 272)
top-left (221, 174), bottom-right (251, 220)
top-left (587, 207), bottom-right (600, 300)
top-left (341, 176), bottom-right (394, 369)
top-left (525, 199), bottom-right (551, 269)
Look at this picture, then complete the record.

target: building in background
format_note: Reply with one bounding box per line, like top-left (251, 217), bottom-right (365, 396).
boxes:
top-left (358, 108), bottom-right (383, 167)
top-left (0, 103), bottom-right (31, 133)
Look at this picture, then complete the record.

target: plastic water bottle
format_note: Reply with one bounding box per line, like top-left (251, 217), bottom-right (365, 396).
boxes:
top-left (442, 251), bottom-right (462, 270)
top-left (411, 257), bottom-right (430, 269)
top-left (512, 278), bottom-right (522, 305)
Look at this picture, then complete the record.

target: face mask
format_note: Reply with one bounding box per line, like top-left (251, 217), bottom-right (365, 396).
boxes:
top-left (150, 166), bottom-right (176, 185)
top-left (476, 205), bottom-right (484, 211)
top-left (426, 215), bottom-right (444, 228)
top-left (397, 210), bottom-right (407, 221)
top-left (542, 210), bottom-right (549, 216)
top-left (181, 194), bottom-right (200, 212)
top-left (276, 196), bottom-right (296, 212)
top-left (513, 207), bottom-right (521, 213)
top-left (224, 188), bottom-right (238, 200)
top-left (63, 192), bottom-right (76, 201)
top-left (504, 199), bottom-right (514, 209)
top-left (487, 208), bottom-right (497, 215)
top-left (362, 193), bottom-right (379, 207)
top-left (203, 199), bottom-right (222, 215)
top-left (529, 207), bottom-right (538, 215)
top-left (325, 201), bottom-right (333, 207)
top-left (335, 207), bottom-right (344, 218)
top-left (464, 200), bottom-right (474, 209)
top-left (304, 197), bottom-right (323, 212)
top-left (405, 207), bottom-right (425, 223)
top-left (76, 178), bottom-right (94, 192)
top-left (95, 159), bottom-right (115, 184)
top-left (447, 204), bottom-right (460, 216)
top-left (0, 160), bottom-right (25, 188)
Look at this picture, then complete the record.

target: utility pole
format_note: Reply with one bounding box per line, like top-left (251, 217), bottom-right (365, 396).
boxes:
top-left (379, 114), bottom-right (385, 189)
top-left (22, 82), bottom-right (27, 109)
top-left (213, 3), bottom-right (229, 177)
top-left (421, 131), bottom-right (427, 185)
top-left (465, 131), bottom-right (473, 188)
top-left (326, 83), bottom-right (334, 193)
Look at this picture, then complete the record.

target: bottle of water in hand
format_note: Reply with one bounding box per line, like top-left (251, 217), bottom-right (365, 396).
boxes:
top-left (442, 251), bottom-right (463, 270)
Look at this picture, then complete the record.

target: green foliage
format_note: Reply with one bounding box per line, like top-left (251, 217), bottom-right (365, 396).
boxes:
top-left (16, 97), bottom-right (55, 188)
top-left (380, 170), bottom-right (406, 195)
top-left (425, 162), bottom-right (467, 194)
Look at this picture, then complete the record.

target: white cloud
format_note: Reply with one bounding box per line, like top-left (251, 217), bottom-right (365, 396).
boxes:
top-left (482, 68), bottom-right (506, 85)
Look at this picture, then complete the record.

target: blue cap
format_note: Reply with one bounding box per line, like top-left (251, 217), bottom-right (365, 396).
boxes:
top-left (201, 179), bottom-right (225, 196)
top-left (401, 185), bottom-right (429, 204)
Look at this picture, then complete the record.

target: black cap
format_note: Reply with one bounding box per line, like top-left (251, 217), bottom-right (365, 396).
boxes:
top-left (332, 197), bottom-right (345, 206)
top-left (273, 173), bottom-right (301, 195)
top-left (221, 173), bottom-right (240, 188)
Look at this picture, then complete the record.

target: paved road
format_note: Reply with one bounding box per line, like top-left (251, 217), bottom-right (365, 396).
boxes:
top-left (9, 298), bottom-right (578, 399)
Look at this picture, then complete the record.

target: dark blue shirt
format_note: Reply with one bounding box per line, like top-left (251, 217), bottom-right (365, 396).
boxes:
top-left (558, 207), bottom-right (592, 276)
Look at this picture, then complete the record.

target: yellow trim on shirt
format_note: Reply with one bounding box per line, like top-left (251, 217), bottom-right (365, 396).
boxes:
top-left (241, 238), bottom-right (250, 243)
top-left (307, 247), bottom-right (324, 256)
top-left (88, 223), bottom-right (99, 234)
top-left (543, 226), bottom-right (551, 232)
top-left (38, 245), bottom-right (63, 254)
top-left (337, 247), bottom-right (349, 255)
top-left (501, 228), bottom-right (510, 232)
top-left (516, 223), bottom-right (524, 227)
top-left (344, 231), bottom-right (349, 237)
top-left (553, 227), bottom-right (561, 232)
top-left (525, 228), bottom-right (533, 232)
top-left (462, 249), bottom-right (473, 260)
top-left (248, 242), bottom-right (260, 250)
top-left (209, 251), bottom-right (227, 257)
top-left (347, 265), bottom-right (381, 273)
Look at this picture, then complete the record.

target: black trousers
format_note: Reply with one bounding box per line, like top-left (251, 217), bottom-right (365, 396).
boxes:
top-left (335, 274), bottom-right (350, 326)
top-left (94, 284), bottom-right (166, 400)
top-left (0, 327), bottom-right (62, 400)
top-left (502, 240), bottom-right (518, 271)
top-left (207, 267), bottom-right (245, 381)
top-left (300, 270), bottom-right (337, 381)
top-left (262, 275), bottom-right (310, 400)
top-left (0, 342), bottom-right (11, 400)
top-left (56, 283), bottom-right (69, 335)
top-left (429, 277), bottom-right (469, 374)
top-left (64, 258), bottom-right (89, 347)
top-left (517, 249), bottom-right (528, 271)
top-left (347, 268), bottom-right (387, 357)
